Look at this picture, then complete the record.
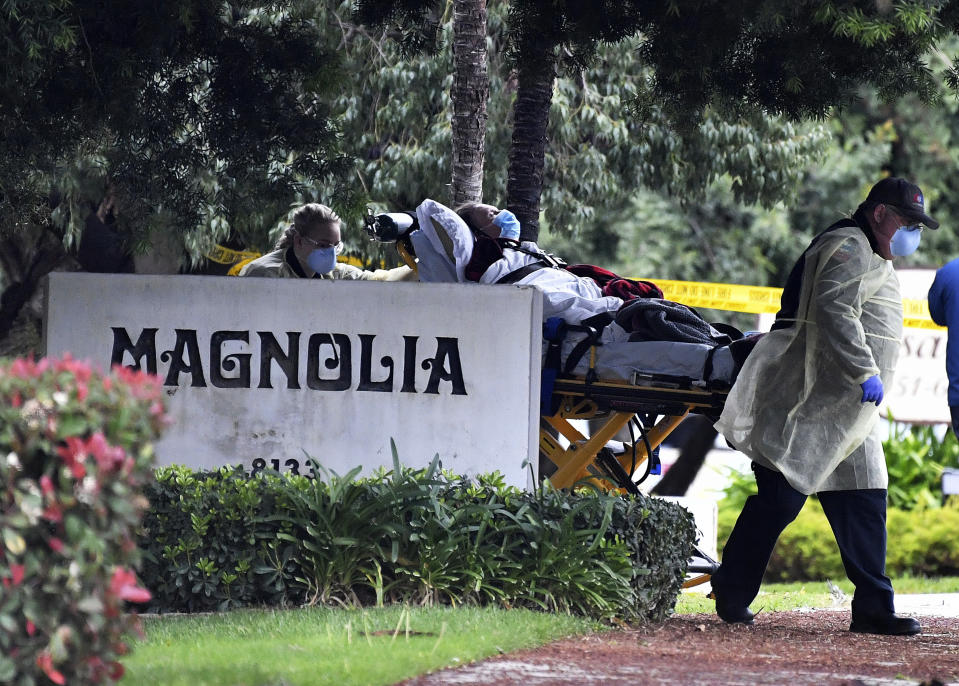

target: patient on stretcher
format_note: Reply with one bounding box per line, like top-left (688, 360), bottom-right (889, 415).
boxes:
top-left (375, 198), bottom-right (758, 388)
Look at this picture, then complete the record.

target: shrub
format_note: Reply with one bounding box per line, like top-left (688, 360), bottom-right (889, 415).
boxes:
top-left (0, 356), bottom-right (166, 685)
top-left (883, 422), bottom-right (959, 510)
top-left (718, 499), bottom-right (959, 582)
top-left (715, 422), bottom-right (959, 581)
top-left (139, 455), bottom-right (696, 622)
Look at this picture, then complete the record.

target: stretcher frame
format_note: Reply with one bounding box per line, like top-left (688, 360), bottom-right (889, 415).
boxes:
top-left (539, 373), bottom-right (728, 588)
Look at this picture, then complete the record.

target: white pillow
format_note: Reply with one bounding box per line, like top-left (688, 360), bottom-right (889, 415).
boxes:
top-left (415, 199), bottom-right (474, 282)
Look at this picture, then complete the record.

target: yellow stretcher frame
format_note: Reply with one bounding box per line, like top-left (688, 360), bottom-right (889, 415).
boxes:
top-left (539, 374), bottom-right (729, 588)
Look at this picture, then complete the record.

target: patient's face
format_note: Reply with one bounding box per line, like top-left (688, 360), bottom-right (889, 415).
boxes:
top-left (467, 204), bottom-right (500, 238)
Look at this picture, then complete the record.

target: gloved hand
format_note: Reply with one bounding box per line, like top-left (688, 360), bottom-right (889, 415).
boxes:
top-left (492, 210), bottom-right (521, 240)
top-left (860, 375), bottom-right (884, 405)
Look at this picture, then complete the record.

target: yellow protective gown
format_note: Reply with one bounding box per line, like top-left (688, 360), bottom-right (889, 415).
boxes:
top-left (715, 224), bottom-right (902, 494)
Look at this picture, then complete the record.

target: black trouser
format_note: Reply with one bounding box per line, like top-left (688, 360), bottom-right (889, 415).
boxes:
top-left (711, 463), bottom-right (894, 617)
top-left (951, 406), bottom-right (959, 440)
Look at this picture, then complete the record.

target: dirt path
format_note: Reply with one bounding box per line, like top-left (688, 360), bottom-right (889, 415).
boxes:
top-left (400, 611), bottom-right (958, 686)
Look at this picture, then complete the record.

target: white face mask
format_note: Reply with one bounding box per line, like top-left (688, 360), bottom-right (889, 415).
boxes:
top-left (890, 226), bottom-right (921, 257)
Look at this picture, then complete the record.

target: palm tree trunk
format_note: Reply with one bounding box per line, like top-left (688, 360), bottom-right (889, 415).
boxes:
top-left (450, 0), bottom-right (489, 207)
top-left (506, 52), bottom-right (554, 242)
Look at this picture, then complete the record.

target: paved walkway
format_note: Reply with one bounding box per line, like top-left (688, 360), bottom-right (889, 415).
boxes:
top-left (893, 593), bottom-right (959, 617)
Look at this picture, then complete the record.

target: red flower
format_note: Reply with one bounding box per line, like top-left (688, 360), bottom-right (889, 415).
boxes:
top-left (56, 436), bottom-right (87, 479)
top-left (48, 538), bottom-right (64, 554)
top-left (42, 503), bottom-right (63, 523)
top-left (11, 391), bottom-right (22, 407)
top-left (108, 661), bottom-right (125, 680)
top-left (36, 651), bottom-right (66, 685)
top-left (10, 563), bottom-right (25, 586)
top-left (109, 567), bottom-right (151, 604)
top-left (26, 619), bottom-right (36, 636)
top-left (86, 655), bottom-right (106, 682)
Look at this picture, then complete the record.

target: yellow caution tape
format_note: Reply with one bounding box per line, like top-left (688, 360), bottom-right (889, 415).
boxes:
top-left (205, 245), bottom-right (262, 265)
top-left (650, 279), bottom-right (783, 315)
top-left (645, 279), bottom-right (943, 331)
top-left (220, 248), bottom-right (376, 276)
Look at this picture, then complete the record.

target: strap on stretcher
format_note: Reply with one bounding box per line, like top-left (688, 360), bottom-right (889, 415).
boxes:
top-left (541, 314), bottom-right (613, 414)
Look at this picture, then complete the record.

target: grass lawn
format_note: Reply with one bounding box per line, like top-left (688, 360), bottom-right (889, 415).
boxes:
top-left (122, 576), bottom-right (958, 686)
top-left (121, 605), bottom-right (605, 686)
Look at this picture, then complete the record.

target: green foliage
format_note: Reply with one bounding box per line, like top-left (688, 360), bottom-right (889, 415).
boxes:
top-left (716, 421), bottom-right (959, 582)
top-left (336, 0), bottom-right (830, 247)
top-left (2, 1), bottom-right (356, 264)
top-left (714, 422), bottom-right (958, 515)
top-left (0, 356), bottom-right (167, 685)
top-left (139, 458), bottom-right (696, 622)
top-left (734, 500), bottom-right (959, 583)
top-left (883, 422), bottom-right (959, 510)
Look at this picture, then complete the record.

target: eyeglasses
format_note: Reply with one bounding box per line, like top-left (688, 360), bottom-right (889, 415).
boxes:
top-left (883, 206), bottom-right (922, 232)
top-left (298, 234), bottom-right (343, 253)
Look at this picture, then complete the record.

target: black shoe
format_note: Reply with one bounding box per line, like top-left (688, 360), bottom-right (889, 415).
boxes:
top-left (714, 595), bottom-right (754, 625)
top-left (850, 613), bottom-right (921, 636)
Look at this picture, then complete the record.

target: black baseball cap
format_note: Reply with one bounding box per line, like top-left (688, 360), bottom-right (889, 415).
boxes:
top-left (864, 177), bottom-right (939, 229)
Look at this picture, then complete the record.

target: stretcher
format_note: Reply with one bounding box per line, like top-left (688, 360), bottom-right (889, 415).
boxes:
top-left (539, 321), bottom-right (732, 587)
top-left (365, 206), bottom-right (732, 587)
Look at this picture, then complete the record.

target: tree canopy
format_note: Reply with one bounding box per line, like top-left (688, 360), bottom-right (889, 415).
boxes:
top-left (357, 0), bottom-right (959, 237)
top-left (1, 0), bottom-right (353, 256)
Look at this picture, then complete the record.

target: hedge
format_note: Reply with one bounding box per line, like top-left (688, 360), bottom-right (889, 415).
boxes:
top-left (138, 457), bottom-right (697, 622)
top-left (718, 499), bottom-right (959, 582)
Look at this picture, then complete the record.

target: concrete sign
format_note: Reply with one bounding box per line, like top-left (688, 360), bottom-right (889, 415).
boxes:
top-left (44, 273), bottom-right (543, 486)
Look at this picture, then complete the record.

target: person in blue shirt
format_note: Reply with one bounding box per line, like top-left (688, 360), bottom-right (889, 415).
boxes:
top-left (928, 257), bottom-right (959, 437)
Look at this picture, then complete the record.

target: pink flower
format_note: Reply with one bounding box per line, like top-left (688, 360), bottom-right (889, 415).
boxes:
top-left (10, 564), bottom-right (25, 586)
top-left (26, 619), bottom-right (35, 636)
top-left (11, 391), bottom-right (21, 407)
top-left (36, 651), bottom-right (66, 685)
top-left (87, 432), bottom-right (125, 473)
top-left (9, 357), bottom-right (38, 379)
top-left (109, 567), bottom-right (151, 604)
top-left (48, 538), bottom-right (64, 554)
top-left (77, 381), bottom-right (88, 402)
top-left (40, 474), bottom-right (55, 496)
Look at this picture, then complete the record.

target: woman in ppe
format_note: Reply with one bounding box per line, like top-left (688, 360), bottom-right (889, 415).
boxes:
top-left (711, 177), bottom-right (938, 636)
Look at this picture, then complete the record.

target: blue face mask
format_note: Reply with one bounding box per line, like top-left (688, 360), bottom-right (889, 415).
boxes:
top-left (306, 246), bottom-right (337, 274)
top-left (890, 226), bottom-right (921, 257)
top-left (492, 210), bottom-right (521, 240)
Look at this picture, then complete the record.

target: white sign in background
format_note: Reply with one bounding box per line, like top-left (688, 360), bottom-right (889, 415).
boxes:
top-left (890, 268), bottom-right (947, 424)
top-left (44, 273), bottom-right (543, 486)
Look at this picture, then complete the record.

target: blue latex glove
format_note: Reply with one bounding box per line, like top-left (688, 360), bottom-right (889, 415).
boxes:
top-left (492, 210), bottom-right (521, 240)
top-left (860, 375), bottom-right (884, 405)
